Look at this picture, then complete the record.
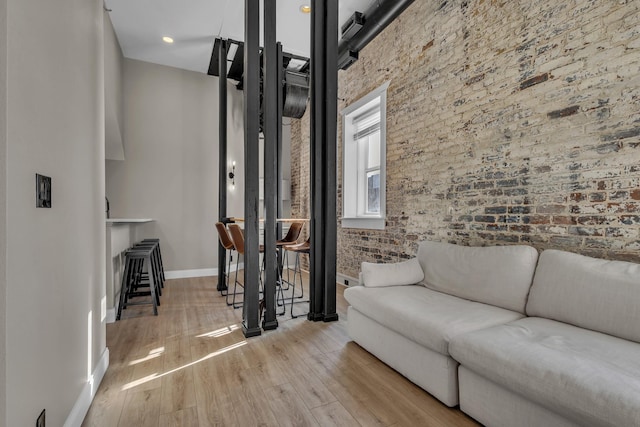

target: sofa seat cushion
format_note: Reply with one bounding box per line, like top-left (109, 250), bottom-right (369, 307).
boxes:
top-left (343, 285), bottom-right (524, 355)
top-left (450, 317), bottom-right (640, 427)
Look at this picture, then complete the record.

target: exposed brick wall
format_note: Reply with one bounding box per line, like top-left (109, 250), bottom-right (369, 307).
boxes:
top-left (291, 0), bottom-right (640, 279)
top-left (290, 116), bottom-right (310, 238)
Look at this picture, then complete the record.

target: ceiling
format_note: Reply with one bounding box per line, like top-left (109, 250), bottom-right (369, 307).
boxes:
top-left (105, 0), bottom-right (378, 74)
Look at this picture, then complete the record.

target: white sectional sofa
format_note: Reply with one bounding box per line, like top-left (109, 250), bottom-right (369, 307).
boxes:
top-left (344, 241), bottom-right (640, 427)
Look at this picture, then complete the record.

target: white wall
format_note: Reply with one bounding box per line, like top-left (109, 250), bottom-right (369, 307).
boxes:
top-left (258, 119), bottom-right (292, 218)
top-left (104, 12), bottom-right (125, 160)
top-left (0, 0), bottom-right (7, 423)
top-left (5, 0), bottom-right (106, 425)
top-left (106, 58), bottom-right (245, 272)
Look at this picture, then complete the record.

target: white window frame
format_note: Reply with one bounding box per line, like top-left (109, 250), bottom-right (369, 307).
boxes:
top-left (341, 81), bottom-right (389, 230)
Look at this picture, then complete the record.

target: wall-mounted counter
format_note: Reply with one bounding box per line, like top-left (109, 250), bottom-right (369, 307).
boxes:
top-left (107, 218), bottom-right (155, 224)
top-left (106, 219), bottom-right (154, 322)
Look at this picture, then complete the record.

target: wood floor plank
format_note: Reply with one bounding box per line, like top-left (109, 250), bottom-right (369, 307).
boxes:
top-left (126, 347), bottom-right (164, 392)
top-left (323, 351), bottom-right (448, 427)
top-left (322, 377), bottom-right (387, 427)
top-left (158, 407), bottom-right (199, 427)
top-left (118, 388), bottom-right (161, 427)
top-left (162, 308), bottom-right (189, 339)
top-left (247, 336), bottom-right (293, 387)
top-left (192, 357), bottom-right (240, 426)
top-left (108, 320), bottom-right (145, 365)
top-left (186, 306), bottom-right (218, 336)
top-left (281, 356), bottom-right (337, 410)
top-left (310, 401), bottom-right (361, 427)
top-left (266, 382), bottom-right (320, 427)
top-left (164, 335), bottom-right (193, 367)
top-left (160, 368), bottom-right (197, 415)
top-left (90, 359), bottom-right (135, 397)
top-left (81, 385), bottom-right (126, 427)
top-left (228, 379), bottom-right (280, 427)
top-left (361, 356), bottom-right (480, 426)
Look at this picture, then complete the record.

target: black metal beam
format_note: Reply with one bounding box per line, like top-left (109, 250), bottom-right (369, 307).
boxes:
top-left (337, 0), bottom-right (415, 70)
top-left (228, 43), bottom-right (245, 81)
top-left (262, 0), bottom-right (278, 331)
top-left (242, 0), bottom-right (262, 338)
top-left (217, 38), bottom-right (228, 292)
top-left (309, 0), bottom-right (339, 323)
top-left (322, 0), bottom-right (339, 323)
top-left (277, 42), bottom-right (284, 240)
top-left (309, 0), bottom-right (324, 321)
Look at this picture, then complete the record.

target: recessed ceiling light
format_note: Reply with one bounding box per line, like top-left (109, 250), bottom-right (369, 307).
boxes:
top-left (162, 36), bottom-right (174, 44)
top-left (300, 5), bottom-right (311, 14)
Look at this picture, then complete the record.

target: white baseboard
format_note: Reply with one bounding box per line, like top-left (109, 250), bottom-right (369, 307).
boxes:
top-left (64, 347), bottom-right (110, 427)
top-left (165, 263), bottom-right (245, 280)
top-left (165, 268), bottom-right (218, 279)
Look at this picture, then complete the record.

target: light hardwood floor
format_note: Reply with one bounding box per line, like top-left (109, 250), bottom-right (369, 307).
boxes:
top-left (83, 272), bottom-right (480, 427)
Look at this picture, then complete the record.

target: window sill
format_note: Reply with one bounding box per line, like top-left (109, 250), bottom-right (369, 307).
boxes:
top-left (341, 217), bottom-right (385, 230)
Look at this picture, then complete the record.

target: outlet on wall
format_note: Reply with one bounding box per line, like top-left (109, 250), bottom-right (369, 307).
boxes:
top-left (36, 409), bottom-right (45, 427)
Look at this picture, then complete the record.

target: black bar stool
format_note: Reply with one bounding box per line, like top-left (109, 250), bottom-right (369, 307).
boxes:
top-left (132, 241), bottom-right (163, 294)
top-left (116, 246), bottom-right (160, 320)
top-left (142, 238), bottom-right (165, 283)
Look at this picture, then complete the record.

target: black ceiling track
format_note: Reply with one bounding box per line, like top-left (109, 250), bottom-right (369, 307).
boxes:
top-left (208, 38), bottom-right (310, 121)
top-left (338, 0), bottom-right (416, 70)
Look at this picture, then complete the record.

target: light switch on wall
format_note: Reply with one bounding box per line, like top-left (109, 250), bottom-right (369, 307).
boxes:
top-left (36, 174), bottom-right (52, 208)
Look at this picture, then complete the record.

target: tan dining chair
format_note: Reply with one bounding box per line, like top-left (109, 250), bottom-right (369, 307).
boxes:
top-left (276, 221), bottom-right (304, 247)
top-left (227, 223), bottom-right (246, 309)
top-left (227, 223), bottom-right (266, 309)
top-left (283, 237), bottom-right (310, 318)
top-left (277, 221), bottom-right (304, 288)
top-left (215, 222), bottom-right (238, 305)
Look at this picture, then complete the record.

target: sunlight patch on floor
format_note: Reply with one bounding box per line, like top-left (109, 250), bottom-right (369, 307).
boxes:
top-left (196, 323), bottom-right (242, 338)
top-left (128, 346), bottom-right (165, 366)
top-left (121, 340), bottom-right (247, 391)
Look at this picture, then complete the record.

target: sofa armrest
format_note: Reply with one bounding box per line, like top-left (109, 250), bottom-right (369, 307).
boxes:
top-left (360, 258), bottom-right (425, 287)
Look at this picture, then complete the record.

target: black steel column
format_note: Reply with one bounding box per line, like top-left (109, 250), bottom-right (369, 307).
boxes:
top-left (309, 0), bottom-right (339, 322)
top-left (276, 43), bottom-right (284, 240)
top-left (262, 0), bottom-right (278, 331)
top-left (242, 0), bottom-right (262, 338)
top-left (217, 39), bottom-right (228, 292)
top-left (308, 0), bottom-right (324, 321)
top-left (322, 0), bottom-right (339, 322)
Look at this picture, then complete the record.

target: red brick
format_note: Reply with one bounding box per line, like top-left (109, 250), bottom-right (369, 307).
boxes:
top-left (537, 205), bottom-right (566, 214)
top-left (553, 216), bottom-right (577, 225)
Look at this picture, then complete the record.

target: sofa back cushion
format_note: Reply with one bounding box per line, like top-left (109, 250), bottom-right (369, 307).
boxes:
top-left (417, 241), bottom-right (539, 313)
top-left (527, 250), bottom-right (640, 343)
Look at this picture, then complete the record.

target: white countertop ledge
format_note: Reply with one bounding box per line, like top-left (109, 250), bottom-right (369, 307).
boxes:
top-left (106, 218), bottom-right (154, 225)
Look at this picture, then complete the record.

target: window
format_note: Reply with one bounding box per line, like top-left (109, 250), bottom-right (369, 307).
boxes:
top-left (342, 81), bottom-right (389, 230)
